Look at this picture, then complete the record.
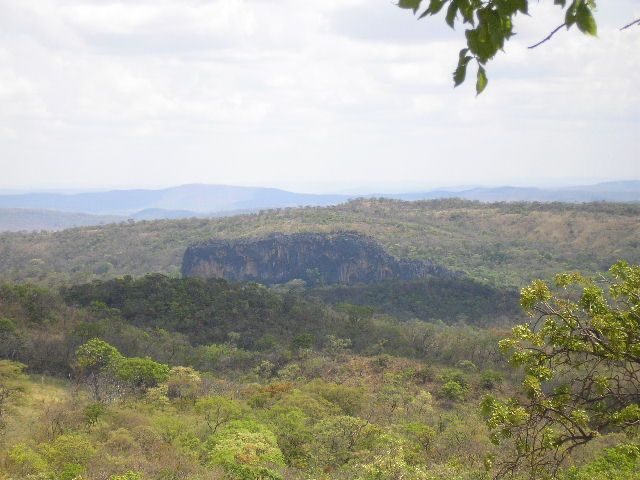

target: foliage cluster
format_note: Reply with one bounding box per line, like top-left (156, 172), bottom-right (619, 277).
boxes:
top-left (399, 0), bottom-right (599, 93)
top-left (482, 261), bottom-right (640, 477)
top-left (0, 277), bottom-right (509, 379)
top-left (0, 337), bottom-right (505, 480)
top-left (312, 276), bottom-right (520, 324)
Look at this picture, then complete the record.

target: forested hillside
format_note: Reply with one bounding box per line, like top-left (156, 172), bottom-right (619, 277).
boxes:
top-left (0, 277), bottom-right (514, 480)
top-left (1, 268), bottom-right (637, 480)
top-left (310, 277), bottom-right (520, 324)
top-left (1, 199), bottom-right (638, 288)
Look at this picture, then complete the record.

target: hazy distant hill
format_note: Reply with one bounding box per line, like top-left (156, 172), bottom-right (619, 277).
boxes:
top-left (130, 208), bottom-right (201, 221)
top-left (0, 207), bottom-right (259, 232)
top-left (0, 181), bottom-right (638, 232)
top-left (0, 184), bottom-right (351, 216)
top-left (388, 180), bottom-right (640, 203)
top-left (0, 209), bottom-right (124, 232)
top-left (0, 181), bottom-right (637, 218)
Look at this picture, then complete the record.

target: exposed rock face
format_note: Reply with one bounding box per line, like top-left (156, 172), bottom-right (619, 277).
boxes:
top-left (181, 232), bottom-right (456, 285)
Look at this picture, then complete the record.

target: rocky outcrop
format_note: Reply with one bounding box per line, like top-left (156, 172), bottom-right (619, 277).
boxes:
top-left (181, 232), bottom-right (457, 285)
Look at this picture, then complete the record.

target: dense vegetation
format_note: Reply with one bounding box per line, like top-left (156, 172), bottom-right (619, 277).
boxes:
top-left (0, 276), bottom-right (508, 371)
top-left (1, 198), bottom-right (639, 288)
top-left (1, 277), bottom-right (514, 479)
top-left (1, 199), bottom-right (638, 479)
top-left (1, 262), bottom-right (639, 479)
top-left (62, 274), bottom-right (522, 336)
top-left (311, 277), bottom-right (521, 325)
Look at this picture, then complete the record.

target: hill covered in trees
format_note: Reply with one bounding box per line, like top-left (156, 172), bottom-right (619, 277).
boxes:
top-left (1, 265), bottom-right (636, 480)
top-left (0, 201), bottom-right (637, 480)
top-left (1, 198), bottom-right (638, 287)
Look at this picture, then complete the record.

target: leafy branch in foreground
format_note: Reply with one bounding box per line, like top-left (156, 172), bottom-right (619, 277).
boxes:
top-left (398, 0), bottom-right (600, 93)
top-left (482, 261), bottom-right (640, 478)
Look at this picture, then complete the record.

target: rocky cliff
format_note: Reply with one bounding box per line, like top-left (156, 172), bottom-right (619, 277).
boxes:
top-left (181, 232), bottom-right (457, 285)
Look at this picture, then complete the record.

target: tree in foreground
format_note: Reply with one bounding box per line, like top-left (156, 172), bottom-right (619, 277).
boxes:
top-left (482, 261), bottom-right (640, 478)
top-left (399, 0), bottom-right (639, 93)
top-left (75, 339), bottom-right (170, 401)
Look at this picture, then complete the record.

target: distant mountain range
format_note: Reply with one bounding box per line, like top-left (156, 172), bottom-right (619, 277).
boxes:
top-left (390, 181), bottom-right (640, 203)
top-left (0, 180), bottom-right (638, 232)
top-left (0, 184), bottom-right (349, 217)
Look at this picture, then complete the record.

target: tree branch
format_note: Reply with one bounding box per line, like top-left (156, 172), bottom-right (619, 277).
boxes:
top-left (620, 18), bottom-right (640, 31)
top-left (528, 23), bottom-right (566, 49)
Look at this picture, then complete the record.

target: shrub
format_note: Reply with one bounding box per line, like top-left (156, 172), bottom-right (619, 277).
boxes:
top-left (561, 444), bottom-right (640, 480)
top-left (166, 366), bottom-right (202, 401)
top-left (42, 433), bottom-right (96, 472)
top-left (457, 360), bottom-right (477, 372)
top-left (114, 357), bottom-right (170, 391)
top-left (206, 421), bottom-right (285, 480)
top-left (440, 381), bottom-right (467, 402)
top-left (480, 370), bottom-right (504, 390)
top-left (83, 402), bottom-right (106, 427)
top-left (7, 443), bottom-right (48, 477)
top-left (110, 473), bottom-right (142, 480)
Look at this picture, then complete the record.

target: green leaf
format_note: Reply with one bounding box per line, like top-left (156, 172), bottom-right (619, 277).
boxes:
top-left (476, 65), bottom-right (488, 94)
top-left (517, 0), bottom-right (529, 15)
top-left (421, 0), bottom-right (448, 17)
top-left (465, 29), bottom-right (479, 54)
top-left (457, 0), bottom-right (474, 24)
top-left (445, 1), bottom-right (458, 28)
top-left (565, 1), bottom-right (578, 27)
top-left (453, 53), bottom-right (472, 87)
top-left (576, 3), bottom-right (597, 35)
top-left (398, 0), bottom-right (423, 13)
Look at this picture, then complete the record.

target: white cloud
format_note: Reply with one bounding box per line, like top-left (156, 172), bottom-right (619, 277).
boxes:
top-left (0, 0), bottom-right (638, 191)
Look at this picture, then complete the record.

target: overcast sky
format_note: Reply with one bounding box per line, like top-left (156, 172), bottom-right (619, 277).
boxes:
top-left (1, 0), bottom-right (638, 193)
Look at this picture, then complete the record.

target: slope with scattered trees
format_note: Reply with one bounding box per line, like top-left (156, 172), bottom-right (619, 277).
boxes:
top-left (0, 262), bottom-right (638, 479)
top-left (0, 199), bottom-right (638, 288)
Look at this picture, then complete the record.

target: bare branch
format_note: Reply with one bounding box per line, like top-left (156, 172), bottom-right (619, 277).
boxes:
top-left (620, 18), bottom-right (640, 31)
top-left (528, 23), bottom-right (566, 49)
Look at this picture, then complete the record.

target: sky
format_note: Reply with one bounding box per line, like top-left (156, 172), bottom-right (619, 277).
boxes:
top-left (0, 0), bottom-right (639, 194)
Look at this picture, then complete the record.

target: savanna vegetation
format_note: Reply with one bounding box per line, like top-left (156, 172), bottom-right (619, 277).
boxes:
top-left (0, 275), bottom-right (513, 480)
top-left (1, 199), bottom-right (638, 479)
top-left (1, 199), bottom-right (638, 288)
top-left (1, 260), bottom-right (639, 479)
top-left (311, 276), bottom-right (521, 324)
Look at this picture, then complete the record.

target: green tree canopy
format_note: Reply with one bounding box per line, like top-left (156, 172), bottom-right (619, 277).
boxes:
top-left (482, 261), bottom-right (640, 477)
top-left (75, 339), bottom-right (170, 399)
top-left (205, 420), bottom-right (285, 480)
top-left (113, 357), bottom-right (170, 391)
top-left (75, 338), bottom-right (123, 376)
